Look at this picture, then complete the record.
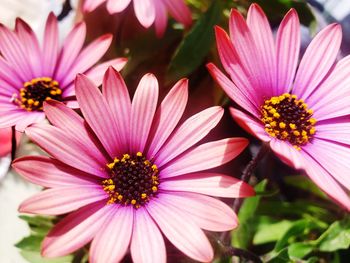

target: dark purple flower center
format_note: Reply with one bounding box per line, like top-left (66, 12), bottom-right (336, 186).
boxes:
top-left (102, 152), bottom-right (160, 208)
top-left (261, 93), bottom-right (317, 150)
top-left (12, 77), bottom-right (62, 111)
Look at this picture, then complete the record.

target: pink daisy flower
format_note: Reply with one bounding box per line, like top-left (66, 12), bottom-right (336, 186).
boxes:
top-left (13, 67), bottom-right (254, 262)
top-left (208, 4), bottom-right (350, 210)
top-left (83, 0), bottom-right (192, 37)
top-left (0, 13), bottom-right (127, 131)
top-left (0, 128), bottom-right (13, 157)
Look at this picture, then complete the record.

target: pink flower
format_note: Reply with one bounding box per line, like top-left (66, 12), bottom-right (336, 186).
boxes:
top-left (83, 0), bottom-right (192, 36)
top-left (14, 68), bottom-right (254, 263)
top-left (0, 13), bottom-right (127, 132)
top-left (208, 4), bottom-right (350, 210)
top-left (0, 128), bottom-right (13, 157)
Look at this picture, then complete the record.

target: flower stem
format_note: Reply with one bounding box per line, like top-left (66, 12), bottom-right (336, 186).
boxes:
top-left (217, 239), bottom-right (262, 263)
top-left (11, 126), bottom-right (16, 162)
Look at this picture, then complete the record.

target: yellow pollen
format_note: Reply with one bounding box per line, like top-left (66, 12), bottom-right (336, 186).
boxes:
top-left (131, 199), bottom-right (137, 205)
top-left (152, 186), bottom-right (158, 192)
top-left (141, 193), bottom-right (147, 199)
top-left (136, 152), bottom-right (143, 157)
top-left (279, 122), bottom-right (286, 129)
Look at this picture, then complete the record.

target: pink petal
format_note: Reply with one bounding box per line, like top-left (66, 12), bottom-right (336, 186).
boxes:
top-left (42, 13), bottom-right (59, 77)
top-left (19, 186), bottom-right (107, 215)
top-left (107, 0), bottom-right (131, 13)
top-left (269, 139), bottom-right (304, 170)
top-left (102, 67), bottom-right (131, 153)
top-left (25, 124), bottom-right (107, 177)
top-left (75, 74), bottom-right (122, 158)
top-left (84, 0), bottom-right (106, 12)
top-left (42, 201), bottom-right (113, 257)
top-left (133, 0), bottom-right (156, 28)
top-left (14, 18), bottom-right (42, 76)
top-left (0, 110), bottom-right (28, 129)
top-left (159, 192), bottom-right (238, 231)
top-left (230, 107), bottom-right (271, 142)
top-left (162, 0), bottom-right (192, 27)
top-left (90, 206), bottom-right (133, 263)
top-left (315, 120), bottom-right (350, 145)
top-left (130, 73), bottom-right (159, 153)
top-left (276, 9), bottom-right (300, 94)
top-left (15, 111), bottom-right (45, 132)
top-left (293, 24), bottom-right (342, 99)
top-left (60, 34), bottom-right (113, 88)
top-left (12, 156), bottom-right (99, 188)
top-left (153, 0), bottom-right (168, 37)
top-left (247, 4), bottom-right (276, 94)
top-left (147, 199), bottom-right (214, 262)
top-left (161, 172), bottom-right (255, 198)
top-left (54, 21), bottom-right (87, 83)
top-left (161, 138), bottom-right (248, 177)
top-left (147, 79), bottom-right (188, 158)
top-left (0, 56), bottom-right (23, 89)
top-left (131, 208), bottom-right (166, 263)
top-left (155, 106), bottom-right (224, 167)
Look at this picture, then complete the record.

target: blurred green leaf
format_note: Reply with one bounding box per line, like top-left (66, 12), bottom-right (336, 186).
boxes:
top-left (253, 220), bottom-right (292, 245)
top-left (20, 250), bottom-right (73, 263)
top-left (288, 242), bottom-right (314, 259)
top-left (284, 175), bottom-right (327, 199)
top-left (16, 235), bottom-right (43, 252)
top-left (167, 1), bottom-right (222, 82)
top-left (265, 248), bottom-right (290, 263)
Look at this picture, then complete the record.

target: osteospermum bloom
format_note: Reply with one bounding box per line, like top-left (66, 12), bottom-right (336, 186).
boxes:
top-left (208, 4), bottom-right (350, 210)
top-left (14, 67), bottom-right (254, 262)
top-left (0, 13), bottom-right (127, 131)
top-left (83, 0), bottom-right (192, 36)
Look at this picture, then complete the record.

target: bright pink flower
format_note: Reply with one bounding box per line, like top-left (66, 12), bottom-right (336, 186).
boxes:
top-left (14, 68), bottom-right (254, 263)
top-left (0, 13), bottom-right (127, 132)
top-left (208, 4), bottom-right (350, 210)
top-left (0, 127), bottom-right (20, 157)
top-left (83, 0), bottom-right (192, 36)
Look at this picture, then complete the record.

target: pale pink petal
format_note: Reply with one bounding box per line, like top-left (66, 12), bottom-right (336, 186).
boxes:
top-left (293, 24), bottom-right (342, 99)
top-left (130, 74), bottom-right (158, 153)
top-left (276, 9), bottom-right (300, 94)
top-left (154, 0), bottom-right (168, 37)
top-left (131, 207), bottom-right (166, 263)
top-left (162, 0), bottom-right (192, 27)
top-left (25, 124), bottom-right (107, 177)
top-left (90, 206), bottom-right (133, 263)
top-left (60, 34), bottom-right (113, 88)
top-left (0, 110), bottom-right (28, 129)
top-left (269, 139), bottom-right (304, 170)
top-left (147, 199), bottom-right (214, 262)
top-left (133, 0), bottom-right (156, 28)
top-left (42, 13), bottom-right (59, 77)
top-left (54, 22), bottom-right (86, 83)
top-left (161, 173), bottom-right (255, 198)
top-left (315, 120), bottom-right (350, 145)
top-left (107, 0), bottom-right (131, 13)
top-left (12, 156), bottom-right (100, 188)
top-left (84, 0), bottom-right (106, 12)
top-left (230, 108), bottom-right (271, 142)
top-left (207, 62), bottom-right (260, 116)
top-left (14, 18), bottom-right (42, 76)
top-left (247, 4), bottom-right (276, 93)
top-left (19, 186), bottom-right (107, 215)
top-left (75, 74), bottom-right (122, 158)
top-left (15, 111), bottom-right (45, 132)
top-left (42, 201), bottom-right (113, 257)
top-left (161, 138), bottom-right (248, 177)
top-left (102, 67), bottom-right (131, 153)
top-left (155, 106), bottom-right (224, 167)
top-left (0, 56), bottom-right (23, 88)
top-left (147, 79), bottom-right (188, 157)
top-left (159, 192), bottom-right (238, 231)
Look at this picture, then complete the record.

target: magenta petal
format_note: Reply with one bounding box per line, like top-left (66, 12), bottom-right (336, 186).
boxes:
top-left (90, 206), bottom-right (134, 263)
top-left (161, 138), bottom-right (248, 177)
top-left (269, 139), bottom-right (304, 170)
top-left (147, 199), bottom-right (214, 262)
top-left (131, 207), bottom-right (166, 263)
top-left (155, 106), bottom-right (224, 167)
top-left (133, 0), bottom-right (156, 28)
top-left (153, 0), bottom-right (167, 37)
top-left (276, 9), bottom-right (300, 94)
top-left (161, 172), bottom-right (255, 198)
top-left (293, 24), bottom-right (342, 99)
top-left (12, 156), bottom-right (99, 188)
top-left (130, 73), bottom-right (159, 153)
top-left (162, 0), bottom-right (192, 27)
top-left (102, 67), bottom-right (131, 153)
top-left (159, 192), bottom-right (238, 231)
top-left (315, 120), bottom-right (350, 145)
top-left (42, 201), bottom-right (113, 258)
top-left (42, 13), bottom-right (59, 77)
top-left (75, 74), bottom-right (122, 158)
top-left (107, 0), bottom-right (131, 13)
top-left (19, 186), bottom-right (107, 215)
top-left (147, 79), bottom-right (188, 158)
top-left (0, 56), bottom-right (23, 89)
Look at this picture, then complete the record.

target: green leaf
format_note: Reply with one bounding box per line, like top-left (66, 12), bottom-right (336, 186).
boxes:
top-left (284, 175), bottom-right (327, 199)
top-left (20, 250), bottom-right (73, 263)
top-left (315, 218), bottom-right (350, 252)
top-left (15, 235), bottom-right (44, 252)
top-left (288, 242), bottom-right (314, 259)
top-left (167, 1), bottom-right (222, 82)
top-left (253, 220), bottom-right (292, 245)
top-left (265, 248), bottom-right (291, 263)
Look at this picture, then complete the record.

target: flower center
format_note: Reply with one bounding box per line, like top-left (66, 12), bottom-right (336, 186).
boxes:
top-left (12, 77), bottom-right (62, 111)
top-left (102, 152), bottom-right (160, 208)
top-left (261, 93), bottom-right (317, 150)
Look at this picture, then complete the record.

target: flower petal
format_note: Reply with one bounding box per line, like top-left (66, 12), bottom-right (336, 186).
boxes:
top-left (161, 138), bottom-right (248, 177)
top-left (269, 139), bottom-right (304, 170)
top-left (162, 0), bottom-right (192, 27)
top-left (131, 207), bottom-right (166, 263)
top-left (153, 0), bottom-right (168, 37)
top-left (133, 0), bottom-right (156, 28)
top-left (42, 13), bottom-right (59, 77)
top-left (161, 173), bottom-right (255, 198)
top-left (90, 206), bottom-right (134, 263)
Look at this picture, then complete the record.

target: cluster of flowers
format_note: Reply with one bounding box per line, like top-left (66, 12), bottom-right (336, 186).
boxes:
top-left (0, 1), bottom-right (349, 262)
